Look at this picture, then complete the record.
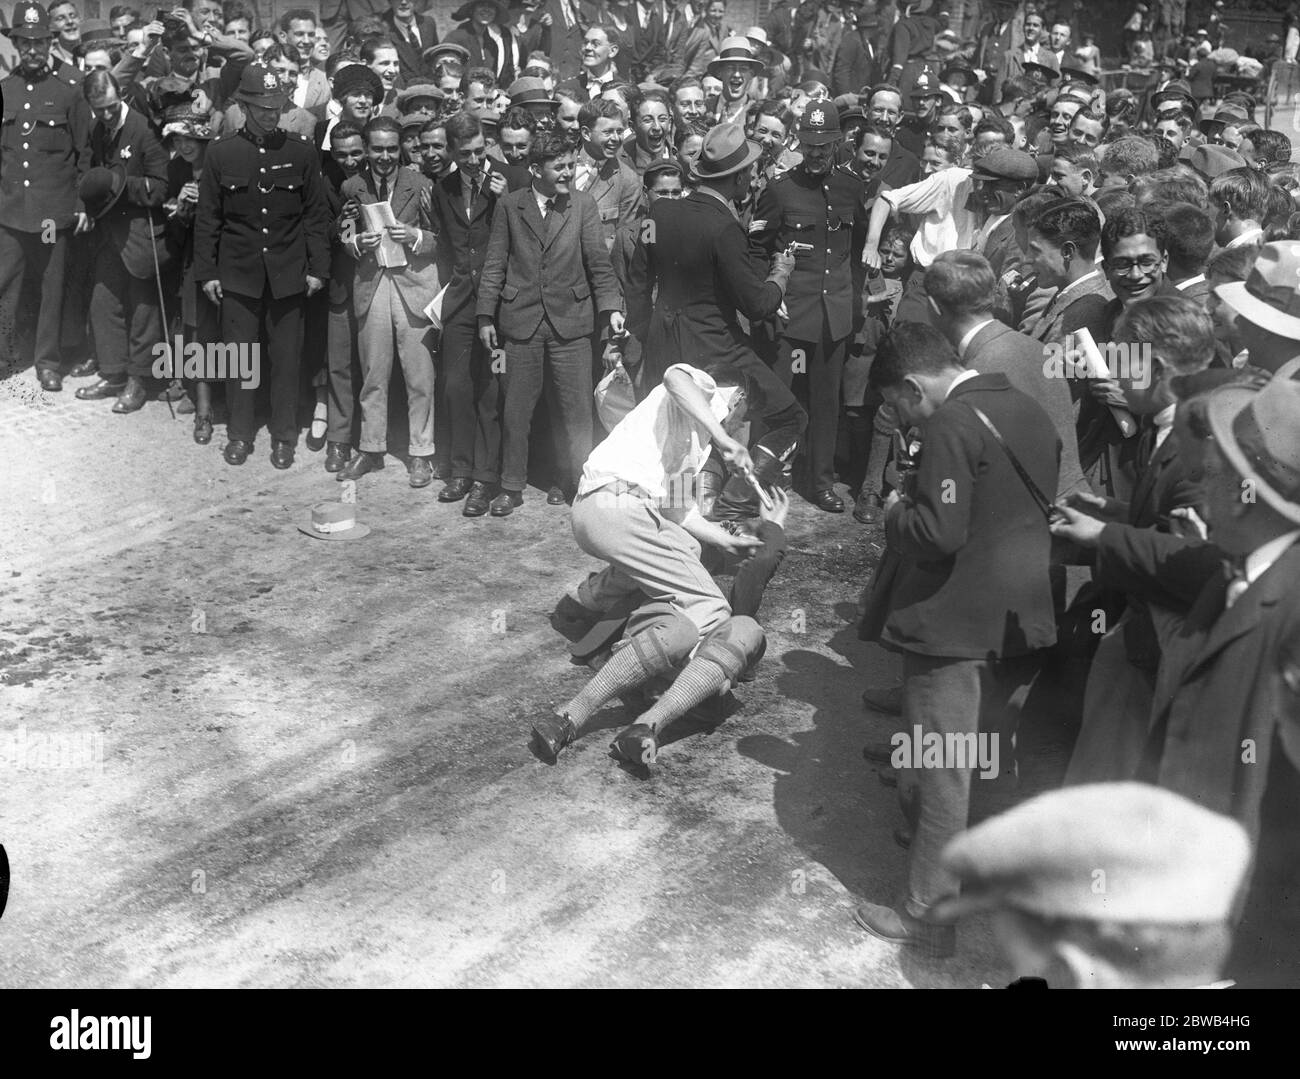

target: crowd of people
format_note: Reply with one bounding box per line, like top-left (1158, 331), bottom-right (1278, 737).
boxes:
top-left (4, 0), bottom-right (1300, 989)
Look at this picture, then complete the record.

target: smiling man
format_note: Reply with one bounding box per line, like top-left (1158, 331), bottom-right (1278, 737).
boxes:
top-left (705, 34), bottom-right (763, 124)
top-left (572, 97), bottom-right (643, 249)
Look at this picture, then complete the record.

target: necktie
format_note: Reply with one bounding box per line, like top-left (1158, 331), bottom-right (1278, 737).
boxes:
top-left (410, 23), bottom-right (420, 49)
top-left (467, 176), bottom-right (478, 215)
top-left (379, 177), bottom-right (389, 202)
top-left (542, 196), bottom-right (554, 218)
top-left (1224, 559), bottom-right (1249, 609)
top-left (562, 0), bottom-right (574, 30)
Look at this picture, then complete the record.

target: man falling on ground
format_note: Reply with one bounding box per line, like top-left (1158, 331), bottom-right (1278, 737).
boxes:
top-left (531, 362), bottom-right (789, 769)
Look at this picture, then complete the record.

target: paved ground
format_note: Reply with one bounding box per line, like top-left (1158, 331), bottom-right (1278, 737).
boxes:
top-left (0, 368), bottom-right (1015, 988)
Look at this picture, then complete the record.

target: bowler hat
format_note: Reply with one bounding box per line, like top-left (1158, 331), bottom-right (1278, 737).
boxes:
top-left (79, 165), bottom-right (127, 220)
top-left (933, 783), bottom-right (1251, 924)
top-left (1207, 352), bottom-right (1300, 525)
top-left (235, 61), bottom-right (290, 108)
top-left (332, 63), bottom-right (385, 106)
top-left (797, 101), bottom-right (841, 145)
top-left (4, 1), bottom-right (51, 39)
top-left (690, 122), bottom-right (761, 181)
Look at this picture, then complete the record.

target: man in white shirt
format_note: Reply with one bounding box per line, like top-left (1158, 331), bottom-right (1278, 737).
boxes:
top-left (533, 363), bottom-right (783, 768)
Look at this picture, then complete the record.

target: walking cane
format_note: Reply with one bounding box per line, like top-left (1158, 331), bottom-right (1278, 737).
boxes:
top-left (147, 203), bottom-right (176, 421)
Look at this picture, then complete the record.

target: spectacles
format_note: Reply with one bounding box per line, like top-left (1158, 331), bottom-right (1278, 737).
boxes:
top-left (1109, 256), bottom-right (1161, 273)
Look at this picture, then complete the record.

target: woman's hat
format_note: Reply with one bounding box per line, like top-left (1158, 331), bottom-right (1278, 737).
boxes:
top-left (451, 0), bottom-right (509, 23)
top-left (332, 63), bottom-right (385, 105)
top-left (161, 101), bottom-right (216, 140)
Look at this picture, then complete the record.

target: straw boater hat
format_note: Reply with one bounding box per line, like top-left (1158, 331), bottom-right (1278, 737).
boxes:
top-left (298, 502), bottom-right (371, 541)
top-left (689, 122), bottom-right (761, 181)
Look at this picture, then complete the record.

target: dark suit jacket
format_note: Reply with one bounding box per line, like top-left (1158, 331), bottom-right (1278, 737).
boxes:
top-left (341, 167), bottom-right (439, 318)
top-left (90, 105), bottom-right (169, 279)
top-left (644, 1), bottom-right (694, 79)
top-left (832, 27), bottom-right (881, 96)
top-left (627, 191), bottom-right (785, 381)
top-left (429, 167), bottom-right (504, 324)
top-left (476, 186), bottom-right (622, 340)
top-left (383, 13), bottom-right (440, 85)
top-left (963, 321), bottom-right (1087, 499)
top-left (541, 0), bottom-right (601, 81)
top-left (1098, 532), bottom-right (1300, 840)
top-left (446, 20), bottom-right (521, 85)
top-left (877, 140), bottom-right (921, 192)
top-left (882, 372), bottom-right (1060, 659)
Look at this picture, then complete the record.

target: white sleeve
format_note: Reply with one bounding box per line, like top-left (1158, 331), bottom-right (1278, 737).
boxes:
top-left (882, 167), bottom-right (968, 217)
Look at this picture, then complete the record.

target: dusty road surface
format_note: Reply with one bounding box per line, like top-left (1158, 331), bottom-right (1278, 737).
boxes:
top-left (0, 371), bottom-right (1012, 988)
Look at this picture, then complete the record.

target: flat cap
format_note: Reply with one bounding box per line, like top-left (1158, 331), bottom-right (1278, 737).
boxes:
top-left (972, 145), bottom-right (1038, 181)
top-left (935, 783), bottom-right (1251, 924)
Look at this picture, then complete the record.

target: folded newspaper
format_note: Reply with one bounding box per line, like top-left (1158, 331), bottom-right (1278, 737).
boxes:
top-left (359, 200), bottom-right (407, 268)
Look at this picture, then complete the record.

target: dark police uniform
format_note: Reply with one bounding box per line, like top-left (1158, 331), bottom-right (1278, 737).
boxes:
top-left (0, 5), bottom-right (90, 380)
top-left (750, 108), bottom-right (865, 506)
top-left (192, 121), bottom-right (330, 453)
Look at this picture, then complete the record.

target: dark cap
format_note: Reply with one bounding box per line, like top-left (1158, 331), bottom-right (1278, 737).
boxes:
top-left (972, 145), bottom-right (1038, 182)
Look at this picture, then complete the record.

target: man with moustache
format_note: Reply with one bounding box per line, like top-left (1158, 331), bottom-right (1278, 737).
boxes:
top-left (893, 69), bottom-right (944, 158)
top-left (0, 2), bottom-right (92, 391)
top-left (751, 102), bottom-right (866, 513)
top-left (706, 34), bottom-right (763, 125)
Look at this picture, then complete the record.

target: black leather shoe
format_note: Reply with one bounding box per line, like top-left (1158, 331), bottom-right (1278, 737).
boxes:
top-left (270, 441), bottom-right (295, 469)
top-left (305, 430), bottom-right (326, 453)
top-left (324, 442), bottom-right (351, 473)
top-left (611, 723), bottom-right (657, 767)
top-left (339, 451), bottom-right (383, 481)
top-left (438, 476), bottom-right (473, 502)
top-left (67, 358), bottom-right (98, 378)
top-left (111, 376), bottom-right (147, 413)
top-left (463, 481), bottom-right (492, 516)
top-left (853, 902), bottom-right (955, 958)
top-left (489, 490), bottom-right (524, 517)
top-left (193, 415), bottom-right (214, 445)
top-left (531, 713), bottom-right (577, 763)
top-left (813, 489), bottom-right (845, 513)
top-left (37, 369), bottom-right (63, 392)
top-left (224, 439), bottom-right (252, 466)
top-left (547, 485), bottom-right (566, 505)
top-left (75, 377), bottom-right (125, 400)
top-left (854, 490), bottom-right (884, 524)
top-left (408, 456), bottom-right (434, 488)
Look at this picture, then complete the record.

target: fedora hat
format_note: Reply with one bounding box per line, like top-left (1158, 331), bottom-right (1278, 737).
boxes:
top-left (707, 36), bottom-right (765, 75)
top-left (1216, 242), bottom-right (1300, 341)
top-left (4, 1), bottom-right (51, 39)
top-left (1187, 142), bottom-right (1246, 180)
top-left (507, 76), bottom-right (558, 107)
top-left (235, 61), bottom-right (289, 108)
top-left (79, 166), bottom-right (127, 220)
top-left (298, 502), bottom-right (372, 541)
top-left (77, 19), bottom-right (124, 50)
top-left (1206, 356), bottom-right (1300, 526)
top-left (690, 122), bottom-right (761, 181)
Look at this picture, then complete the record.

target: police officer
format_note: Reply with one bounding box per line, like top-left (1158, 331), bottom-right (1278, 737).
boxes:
top-left (0, 1), bottom-right (91, 391)
top-left (751, 102), bottom-right (865, 513)
top-left (193, 61), bottom-right (330, 469)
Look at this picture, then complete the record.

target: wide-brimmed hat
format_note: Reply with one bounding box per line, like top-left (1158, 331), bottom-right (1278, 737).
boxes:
top-left (161, 101), bottom-right (216, 141)
top-left (332, 63), bottom-right (385, 105)
top-left (689, 122), bottom-right (761, 180)
top-left (396, 83), bottom-right (445, 113)
top-left (1021, 60), bottom-right (1059, 84)
top-left (1216, 241), bottom-right (1300, 342)
top-left (744, 26), bottom-right (771, 50)
top-left (4, 1), bottom-right (51, 39)
top-left (707, 36), bottom-right (765, 75)
top-left (796, 101), bottom-right (841, 145)
top-left (79, 165), bottom-right (127, 220)
top-left (235, 61), bottom-right (289, 108)
top-left (1206, 354), bottom-right (1300, 525)
top-left (298, 501), bottom-right (371, 541)
top-left (451, 0), bottom-right (509, 23)
top-left (1199, 102), bottom-right (1249, 134)
top-left (507, 76), bottom-right (558, 107)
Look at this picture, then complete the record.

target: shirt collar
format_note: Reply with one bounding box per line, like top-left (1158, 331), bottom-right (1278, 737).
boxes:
top-left (1175, 273), bottom-right (1206, 290)
top-left (1226, 227), bottom-right (1264, 249)
top-left (957, 318), bottom-right (995, 358)
top-left (1244, 530), bottom-right (1300, 585)
top-left (694, 184), bottom-right (739, 220)
top-left (1057, 266), bottom-right (1104, 300)
top-left (942, 368), bottom-right (980, 401)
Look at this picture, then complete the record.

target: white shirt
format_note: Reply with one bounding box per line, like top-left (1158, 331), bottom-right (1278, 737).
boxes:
top-left (1228, 530), bottom-right (1300, 607)
top-left (957, 319), bottom-right (995, 359)
top-left (881, 167), bottom-right (977, 268)
top-left (1153, 403), bottom-right (1176, 450)
top-left (942, 368), bottom-right (981, 400)
top-left (579, 364), bottom-right (739, 504)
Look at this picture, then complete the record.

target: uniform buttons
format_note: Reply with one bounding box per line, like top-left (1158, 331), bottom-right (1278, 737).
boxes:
top-left (21, 143), bottom-right (28, 150)
top-left (262, 207), bottom-right (268, 214)
top-left (26, 84), bottom-right (32, 91)
top-left (23, 180), bottom-right (30, 187)
top-left (259, 147), bottom-right (266, 154)
top-left (262, 247), bottom-right (268, 252)
top-left (22, 161), bottom-right (28, 168)
top-left (262, 227), bottom-right (268, 234)
top-left (260, 167), bottom-right (266, 173)
top-left (23, 102), bottom-right (30, 109)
